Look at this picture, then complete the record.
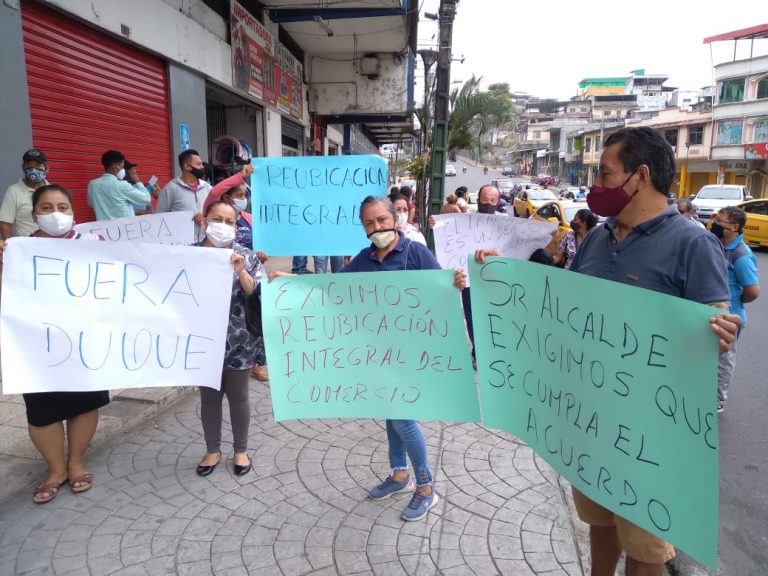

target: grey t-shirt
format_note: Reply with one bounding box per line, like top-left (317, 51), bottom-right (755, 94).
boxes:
top-left (570, 206), bottom-right (729, 305)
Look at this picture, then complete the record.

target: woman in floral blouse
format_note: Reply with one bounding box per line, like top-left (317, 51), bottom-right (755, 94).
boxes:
top-left (554, 208), bottom-right (598, 269)
top-left (194, 200), bottom-right (264, 477)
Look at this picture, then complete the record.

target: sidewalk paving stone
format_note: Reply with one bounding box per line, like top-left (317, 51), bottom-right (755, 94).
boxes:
top-left (0, 379), bottom-right (583, 575)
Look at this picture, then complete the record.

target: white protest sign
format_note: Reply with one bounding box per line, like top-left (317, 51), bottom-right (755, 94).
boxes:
top-left (432, 213), bottom-right (557, 285)
top-left (74, 211), bottom-right (195, 245)
top-left (0, 237), bottom-right (233, 393)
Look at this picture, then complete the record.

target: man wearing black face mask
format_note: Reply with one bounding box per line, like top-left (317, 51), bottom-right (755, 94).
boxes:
top-left (1, 149), bottom-right (50, 239)
top-left (710, 206), bottom-right (759, 414)
top-left (476, 184), bottom-right (505, 215)
top-left (156, 149), bottom-right (212, 242)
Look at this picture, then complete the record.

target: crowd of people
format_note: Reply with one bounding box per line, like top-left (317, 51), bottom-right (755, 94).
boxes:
top-left (0, 127), bottom-right (756, 573)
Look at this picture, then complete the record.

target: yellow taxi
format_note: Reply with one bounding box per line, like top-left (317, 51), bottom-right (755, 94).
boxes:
top-left (708, 199), bottom-right (768, 247)
top-left (513, 187), bottom-right (559, 218)
top-left (531, 200), bottom-right (582, 252)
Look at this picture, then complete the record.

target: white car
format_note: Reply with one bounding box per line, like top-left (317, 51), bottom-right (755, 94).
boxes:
top-left (445, 164), bottom-right (457, 176)
top-left (692, 185), bottom-right (752, 222)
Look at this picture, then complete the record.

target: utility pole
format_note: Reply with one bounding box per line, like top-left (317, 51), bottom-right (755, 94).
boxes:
top-left (426, 0), bottom-right (457, 249)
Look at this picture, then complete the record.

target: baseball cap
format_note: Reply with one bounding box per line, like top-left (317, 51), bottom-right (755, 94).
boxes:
top-left (23, 149), bottom-right (47, 164)
top-left (124, 159), bottom-right (138, 170)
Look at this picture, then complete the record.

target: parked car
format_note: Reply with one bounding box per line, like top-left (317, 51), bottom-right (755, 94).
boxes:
top-left (533, 174), bottom-right (559, 187)
top-left (501, 166), bottom-right (514, 176)
top-left (691, 184), bottom-right (751, 222)
top-left (466, 192), bottom-right (478, 212)
top-left (445, 164), bottom-right (457, 176)
top-left (401, 179), bottom-right (417, 190)
top-left (531, 200), bottom-right (582, 252)
top-left (491, 178), bottom-right (517, 201)
top-left (513, 188), bottom-right (558, 218)
top-left (707, 199), bottom-right (768, 247)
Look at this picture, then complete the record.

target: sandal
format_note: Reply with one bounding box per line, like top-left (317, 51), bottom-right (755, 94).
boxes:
top-left (69, 472), bottom-right (94, 494)
top-left (33, 479), bottom-right (67, 504)
top-left (251, 365), bottom-right (269, 381)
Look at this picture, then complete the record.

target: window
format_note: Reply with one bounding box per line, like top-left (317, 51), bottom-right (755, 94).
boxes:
top-left (744, 201), bottom-right (768, 216)
top-left (716, 121), bottom-right (743, 145)
top-left (758, 77), bottom-right (768, 100)
top-left (664, 129), bottom-right (678, 148)
top-left (688, 126), bottom-right (704, 146)
top-left (585, 138), bottom-right (592, 152)
top-left (596, 136), bottom-right (602, 150)
top-left (718, 78), bottom-right (745, 104)
top-left (533, 130), bottom-right (541, 139)
top-left (755, 119), bottom-right (768, 143)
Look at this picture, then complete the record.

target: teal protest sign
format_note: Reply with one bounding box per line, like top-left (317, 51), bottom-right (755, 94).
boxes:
top-left (250, 155), bottom-right (387, 255)
top-left (262, 270), bottom-right (479, 423)
top-left (468, 257), bottom-right (719, 568)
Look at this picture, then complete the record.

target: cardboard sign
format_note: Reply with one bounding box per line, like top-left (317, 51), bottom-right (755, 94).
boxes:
top-left (1, 238), bottom-right (233, 393)
top-left (74, 211), bottom-right (195, 245)
top-left (262, 270), bottom-right (479, 422)
top-left (469, 257), bottom-right (719, 568)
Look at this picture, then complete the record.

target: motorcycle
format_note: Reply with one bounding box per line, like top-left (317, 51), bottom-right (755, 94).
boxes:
top-left (462, 166), bottom-right (467, 174)
top-left (483, 167), bottom-right (488, 175)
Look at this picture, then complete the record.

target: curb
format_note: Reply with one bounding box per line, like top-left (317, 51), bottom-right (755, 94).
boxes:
top-left (0, 386), bottom-right (193, 504)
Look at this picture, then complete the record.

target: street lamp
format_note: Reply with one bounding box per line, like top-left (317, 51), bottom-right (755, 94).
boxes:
top-left (416, 49), bottom-right (439, 215)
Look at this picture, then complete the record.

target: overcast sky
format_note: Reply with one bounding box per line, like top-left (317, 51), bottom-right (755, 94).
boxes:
top-left (416, 1), bottom-right (768, 100)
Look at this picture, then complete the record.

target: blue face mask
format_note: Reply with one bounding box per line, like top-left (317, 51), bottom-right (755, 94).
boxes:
top-left (24, 167), bottom-right (46, 184)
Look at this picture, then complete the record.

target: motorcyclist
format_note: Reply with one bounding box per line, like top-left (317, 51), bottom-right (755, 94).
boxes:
top-left (483, 166), bottom-right (488, 175)
top-left (462, 166), bottom-right (467, 173)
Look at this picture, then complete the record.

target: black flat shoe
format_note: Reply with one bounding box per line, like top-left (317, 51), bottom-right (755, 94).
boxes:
top-left (233, 459), bottom-right (252, 476)
top-left (196, 452), bottom-right (221, 477)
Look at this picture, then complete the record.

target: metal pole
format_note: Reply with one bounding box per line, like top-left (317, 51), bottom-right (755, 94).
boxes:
top-left (426, 0), bottom-right (457, 250)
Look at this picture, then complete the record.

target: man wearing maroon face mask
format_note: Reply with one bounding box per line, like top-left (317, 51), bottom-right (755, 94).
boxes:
top-left (571, 127), bottom-right (738, 575)
top-left (471, 127), bottom-right (740, 576)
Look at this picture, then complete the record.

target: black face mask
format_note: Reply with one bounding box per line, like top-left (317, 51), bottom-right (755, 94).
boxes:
top-left (189, 166), bottom-right (207, 179)
top-left (477, 202), bottom-right (496, 214)
top-left (570, 221), bottom-right (581, 232)
top-left (710, 222), bottom-right (726, 240)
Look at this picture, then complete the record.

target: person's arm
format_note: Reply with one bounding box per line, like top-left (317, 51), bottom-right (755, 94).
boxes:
top-left (552, 233), bottom-right (568, 266)
top-left (118, 180), bottom-right (151, 206)
top-left (231, 251), bottom-right (255, 296)
top-left (734, 254), bottom-right (760, 303)
top-left (155, 184), bottom-right (172, 213)
top-left (0, 191), bottom-right (17, 239)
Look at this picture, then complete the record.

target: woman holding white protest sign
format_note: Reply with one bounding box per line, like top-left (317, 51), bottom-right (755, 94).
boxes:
top-left (1, 184), bottom-right (110, 503)
top-left (204, 165), bottom-right (271, 382)
top-left (194, 200), bottom-right (265, 477)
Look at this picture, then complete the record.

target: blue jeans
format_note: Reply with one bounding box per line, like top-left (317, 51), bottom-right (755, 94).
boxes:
top-left (291, 256), bottom-right (329, 274)
top-left (329, 256), bottom-right (345, 273)
top-left (386, 419), bottom-right (432, 487)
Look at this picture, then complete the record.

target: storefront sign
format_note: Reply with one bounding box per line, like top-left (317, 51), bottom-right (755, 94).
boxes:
top-left (230, 1), bottom-right (304, 122)
top-left (744, 142), bottom-right (768, 159)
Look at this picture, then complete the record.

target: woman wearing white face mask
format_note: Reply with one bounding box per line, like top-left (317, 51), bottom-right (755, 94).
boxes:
top-left (391, 194), bottom-right (427, 246)
top-left (203, 164), bottom-right (272, 381)
top-left (194, 200), bottom-right (265, 477)
top-left (6, 185), bottom-right (108, 504)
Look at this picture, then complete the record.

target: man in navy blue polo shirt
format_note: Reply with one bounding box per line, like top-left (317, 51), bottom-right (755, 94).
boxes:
top-left (570, 127), bottom-right (738, 575)
top-left (472, 127), bottom-right (740, 576)
top-left (710, 205), bottom-right (759, 413)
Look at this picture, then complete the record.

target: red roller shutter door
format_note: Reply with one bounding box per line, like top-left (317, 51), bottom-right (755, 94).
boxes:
top-left (22, 2), bottom-right (172, 221)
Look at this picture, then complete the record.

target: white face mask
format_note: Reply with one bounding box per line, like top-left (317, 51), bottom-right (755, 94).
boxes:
top-left (205, 221), bottom-right (236, 247)
top-left (116, 168), bottom-right (126, 180)
top-left (397, 212), bottom-right (408, 228)
top-left (368, 229), bottom-right (397, 249)
top-left (232, 198), bottom-right (248, 213)
top-left (36, 211), bottom-right (74, 236)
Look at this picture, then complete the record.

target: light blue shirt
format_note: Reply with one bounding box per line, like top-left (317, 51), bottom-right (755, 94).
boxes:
top-left (724, 234), bottom-right (759, 326)
top-left (87, 173), bottom-right (150, 221)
